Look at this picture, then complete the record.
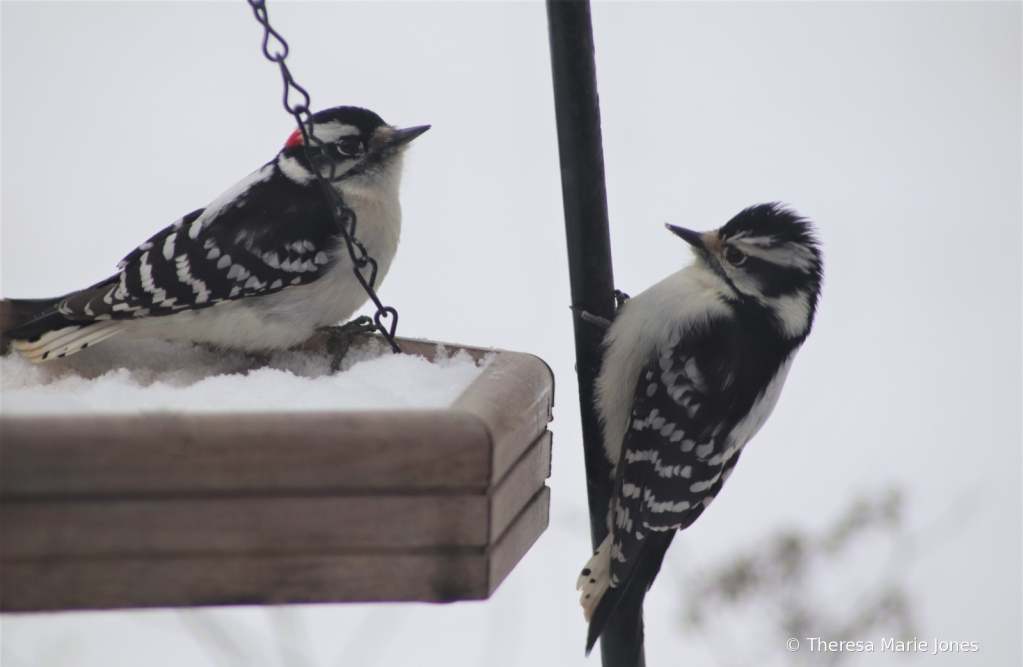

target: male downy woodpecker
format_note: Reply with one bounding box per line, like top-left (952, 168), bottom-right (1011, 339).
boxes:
top-left (578, 203), bottom-right (823, 659)
top-left (5, 106), bottom-right (429, 362)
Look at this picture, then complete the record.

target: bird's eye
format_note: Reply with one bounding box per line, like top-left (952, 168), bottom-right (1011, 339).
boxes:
top-left (336, 137), bottom-right (363, 156)
top-left (725, 246), bottom-right (747, 266)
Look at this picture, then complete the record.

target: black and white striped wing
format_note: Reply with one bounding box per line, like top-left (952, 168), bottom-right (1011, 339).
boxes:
top-left (55, 164), bottom-right (340, 322)
top-left (607, 330), bottom-right (746, 590)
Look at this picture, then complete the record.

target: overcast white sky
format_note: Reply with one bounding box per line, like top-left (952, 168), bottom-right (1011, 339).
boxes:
top-left (2, 2), bottom-right (1020, 666)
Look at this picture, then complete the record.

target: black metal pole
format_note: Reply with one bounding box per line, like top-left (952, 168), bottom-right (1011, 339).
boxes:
top-left (546, 3), bottom-right (644, 666)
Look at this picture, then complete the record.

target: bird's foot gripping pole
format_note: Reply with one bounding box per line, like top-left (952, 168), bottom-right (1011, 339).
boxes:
top-left (318, 315), bottom-right (378, 373)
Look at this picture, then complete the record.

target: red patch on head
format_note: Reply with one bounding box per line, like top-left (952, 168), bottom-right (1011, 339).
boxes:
top-left (285, 128), bottom-right (303, 148)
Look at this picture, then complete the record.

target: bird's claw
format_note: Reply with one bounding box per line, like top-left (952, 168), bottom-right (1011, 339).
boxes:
top-left (318, 316), bottom-right (378, 372)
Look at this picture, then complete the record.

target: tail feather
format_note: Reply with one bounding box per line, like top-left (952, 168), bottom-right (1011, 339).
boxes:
top-left (7, 314), bottom-right (126, 362)
top-left (583, 531), bottom-right (676, 662)
top-left (3, 278), bottom-right (118, 343)
top-left (5, 296), bottom-right (67, 311)
top-left (5, 306), bottom-right (77, 343)
top-left (577, 534), bottom-right (613, 621)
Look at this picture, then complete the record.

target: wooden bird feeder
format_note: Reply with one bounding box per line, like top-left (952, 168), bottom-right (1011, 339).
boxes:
top-left (0, 301), bottom-right (554, 612)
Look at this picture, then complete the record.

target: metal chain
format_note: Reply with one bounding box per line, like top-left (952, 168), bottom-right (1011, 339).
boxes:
top-left (246, 0), bottom-right (402, 354)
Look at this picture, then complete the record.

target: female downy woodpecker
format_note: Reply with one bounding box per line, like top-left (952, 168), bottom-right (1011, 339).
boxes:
top-left (578, 203), bottom-right (823, 659)
top-left (5, 106), bottom-right (429, 362)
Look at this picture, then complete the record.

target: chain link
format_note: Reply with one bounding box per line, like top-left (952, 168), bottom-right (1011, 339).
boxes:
top-left (247, 0), bottom-right (402, 354)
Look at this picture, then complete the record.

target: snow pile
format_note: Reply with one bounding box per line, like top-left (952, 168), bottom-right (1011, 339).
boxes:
top-left (0, 338), bottom-right (491, 415)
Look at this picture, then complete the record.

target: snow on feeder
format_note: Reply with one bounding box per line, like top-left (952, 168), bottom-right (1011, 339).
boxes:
top-left (0, 300), bottom-right (554, 611)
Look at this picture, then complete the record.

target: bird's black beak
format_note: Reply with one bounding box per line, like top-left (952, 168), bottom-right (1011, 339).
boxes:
top-left (390, 125), bottom-right (431, 147)
top-left (666, 224), bottom-right (705, 249)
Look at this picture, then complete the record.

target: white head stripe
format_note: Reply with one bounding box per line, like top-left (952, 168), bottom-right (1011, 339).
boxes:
top-left (731, 238), bottom-right (818, 272)
top-left (311, 122), bottom-right (360, 144)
